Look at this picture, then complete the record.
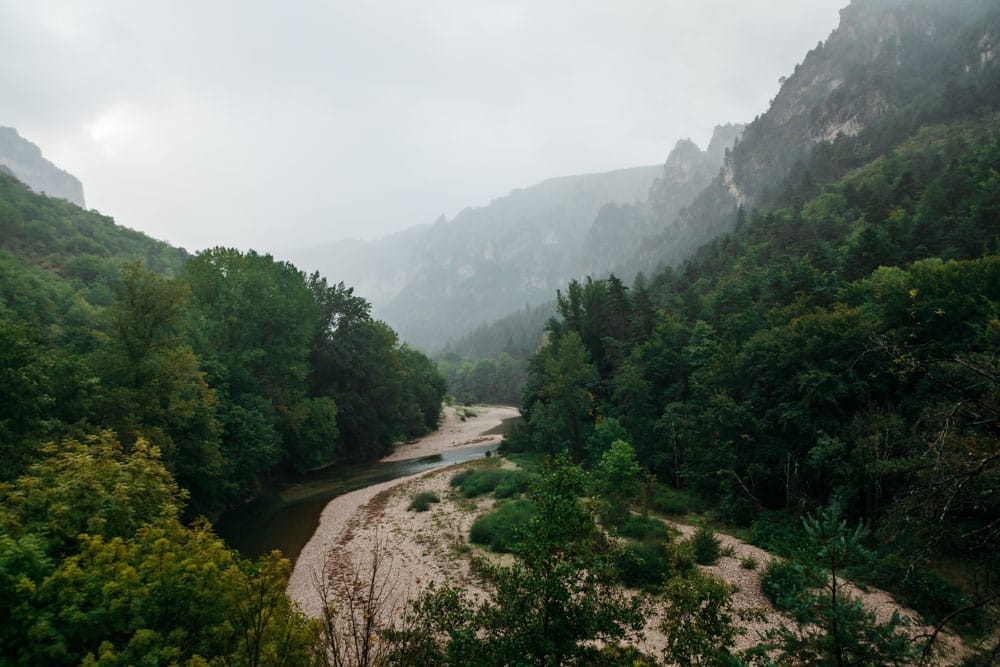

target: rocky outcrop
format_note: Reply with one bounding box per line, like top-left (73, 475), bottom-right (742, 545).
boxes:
top-left (632, 0), bottom-right (1000, 273)
top-left (0, 127), bottom-right (86, 208)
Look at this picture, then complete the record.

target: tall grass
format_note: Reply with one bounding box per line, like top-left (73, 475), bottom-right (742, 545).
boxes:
top-left (470, 499), bottom-right (534, 552)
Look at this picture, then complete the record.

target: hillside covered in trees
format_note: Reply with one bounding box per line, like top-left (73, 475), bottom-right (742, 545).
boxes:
top-left (0, 166), bottom-right (447, 661)
top-left (514, 10), bottom-right (1000, 658)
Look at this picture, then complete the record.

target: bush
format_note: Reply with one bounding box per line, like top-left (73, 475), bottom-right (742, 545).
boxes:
top-left (469, 499), bottom-right (534, 552)
top-left (740, 556), bottom-right (758, 570)
top-left (450, 469), bottom-right (475, 488)
top-left (618, 516), bottom-right (673, 542)
top-left (669, 538), bottom-right (696, 574)
top-left (493, 471), bottom-right (537, 499)
top-left (616, 538), bottom-right (673, 589)
top-left (873, 559), bottom-right (982, 632)
top-left (452, 468), bottom-right (535, 499)
top-left (749, 511), bottom-right (807, 559)
top-left (408, 491), bottom-right (440, 512)
top-left (691, 527), bottom-right (722, 565)
top-left (760, 559), bottom-right (814, 622)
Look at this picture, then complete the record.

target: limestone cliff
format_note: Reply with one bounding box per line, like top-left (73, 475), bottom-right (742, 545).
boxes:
top-left (0, 127), bottom-right (86, 208)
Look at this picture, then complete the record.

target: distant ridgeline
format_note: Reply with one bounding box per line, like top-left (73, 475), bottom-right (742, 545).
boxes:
top-left (0, 166), bottom-right (445, 520)
top-left (0, 126), bottom-right (86, 207)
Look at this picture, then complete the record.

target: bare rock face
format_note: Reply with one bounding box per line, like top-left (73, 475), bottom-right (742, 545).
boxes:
top-left (0, 127), bottom-right (86, 208)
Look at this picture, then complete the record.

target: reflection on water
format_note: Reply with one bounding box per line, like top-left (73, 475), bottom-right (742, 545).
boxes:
top-left (215, 442), bottom-right (498, 563)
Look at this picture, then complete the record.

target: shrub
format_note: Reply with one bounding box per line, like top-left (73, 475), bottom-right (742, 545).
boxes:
top-left (408, 491), bottom-right (440, 512)
top-left (740, 556), bottom-right (758, 570)
top-left (616, 538), bottom-right (672, 589)
top-left (450, 469), bottom-right (475, 488)
top-left (691, 527), bottom-right (722, 565)
top-left (493, 471), bottom-right (537, 499)
top-left (469, 499), bottom-right (534, 552)
top-left (669, 539), bottom-right (696, 574)
top-left (452, 468), bottom-right (536, 499)
top-left (760, 559), bottom-right (813, 622)
top-left (618, 516), bottom-right (673, 542)
top-left (749, 511), bottom-right (807, 559)
top-left (875, 560), bottom-right (982, 632)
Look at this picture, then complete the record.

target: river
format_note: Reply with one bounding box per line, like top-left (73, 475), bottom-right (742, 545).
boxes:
top-left (215, 407), bottom-right (518, 563)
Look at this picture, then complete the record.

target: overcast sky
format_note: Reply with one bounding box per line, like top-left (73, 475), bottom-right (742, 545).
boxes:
top-left (1, 1), bottom-right (847, 254)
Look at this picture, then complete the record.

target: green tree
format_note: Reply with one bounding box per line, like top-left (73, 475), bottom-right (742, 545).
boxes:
top-left (594, 439), bottom-right (642, 527)
top-left (528, 332), bottom-right (599, 457)
top-left (752, 504), bottom-right (916, 666)
top-left (660, 571), bottom-right (744, 667)
top-left (96, 263), bottom-right (224, 515)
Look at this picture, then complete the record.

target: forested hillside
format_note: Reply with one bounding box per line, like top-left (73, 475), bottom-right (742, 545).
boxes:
top-left (517, 112), bottom-right (1000, 654)
top-left (0, 171), bottom-right (445, 515)
top-left (0, 163), bottom-right (449, 662)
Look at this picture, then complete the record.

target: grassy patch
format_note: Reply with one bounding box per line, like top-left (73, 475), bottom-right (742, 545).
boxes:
top-left (647, 484), bottom-right (706, 516)
top-left (470, 499), bottom-right (534, 552)
top-left (501, 451), bottom-right (544, 470)
top-left (407, 491), bottom-right (440, 512)
top-left (451, 468), bottom-right (536, 499)
top-left (618, 515), bottom-right (673, 541)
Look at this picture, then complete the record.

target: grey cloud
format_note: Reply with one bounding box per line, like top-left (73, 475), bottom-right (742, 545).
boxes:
top-left (0, 0), bottom-right (847, 254)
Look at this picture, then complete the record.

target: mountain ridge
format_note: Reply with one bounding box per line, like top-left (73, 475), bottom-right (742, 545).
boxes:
top-left (0, 126), bottom-right (86, 208)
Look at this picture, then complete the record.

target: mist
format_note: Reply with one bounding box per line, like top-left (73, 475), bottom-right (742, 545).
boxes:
top-left (1, 1), bottom-right (846, 253)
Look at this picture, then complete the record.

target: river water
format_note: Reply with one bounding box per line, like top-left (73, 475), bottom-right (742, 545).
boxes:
top-left (215, 442), bottom-right (500, 563)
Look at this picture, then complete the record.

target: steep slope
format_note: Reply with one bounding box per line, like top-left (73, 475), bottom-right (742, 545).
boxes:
top-left (634, 0), bottom-right (1000, 272)
top-left (0, 170), bottom-right (187, 309)
top-left (0, 126), bottom-right (86, 207)
top-left (376, 165), bottom-right (660, 350)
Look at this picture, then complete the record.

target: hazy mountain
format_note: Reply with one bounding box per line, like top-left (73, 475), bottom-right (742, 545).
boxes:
top-left (288, 125), bottom-right (742, 351)
top-left (437, 0), bottom-right (1000, 362)
top-left (633, 0), bottom-right (1000, 273)
top-left (0, 126), bottom-right (86, 208)
top-left (286, 165), bottom-right (657, 349)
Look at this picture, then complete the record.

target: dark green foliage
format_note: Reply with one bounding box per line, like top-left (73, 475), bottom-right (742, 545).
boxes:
top-left (752, 505), bottom-right (919, 666)
top-left (469, 499), bottom-right (534, 552)
top-left (519, 114), bottom-right (1000, 638)
top-left (494, 471), bottom-right (538, 499)
top-left (436, 351), bottom-right (529, 406)
top-left (760, 559), bottom-right (815, 622)
top-left (616, 537), bottom-right (672, 589)
top-left (450, 468), bottom-right (535, 499)
top-left (408, 491), bottom-right (440, 512)
top-left (660, 571), bottom-right (744, 667)
top-left (0, 171), bottom-right (445, 517)
top-left (618, 515), bottom-right (672, 541)
top-left (691, 526), bottom-right (722, 566)
top-left (593, 439), bottom-right (642, 524)
top-left (647, 484), bottom-right (705, 516)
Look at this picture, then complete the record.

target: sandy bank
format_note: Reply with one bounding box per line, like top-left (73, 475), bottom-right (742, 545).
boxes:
top-left (287, 405), bottom-right (518, 617)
